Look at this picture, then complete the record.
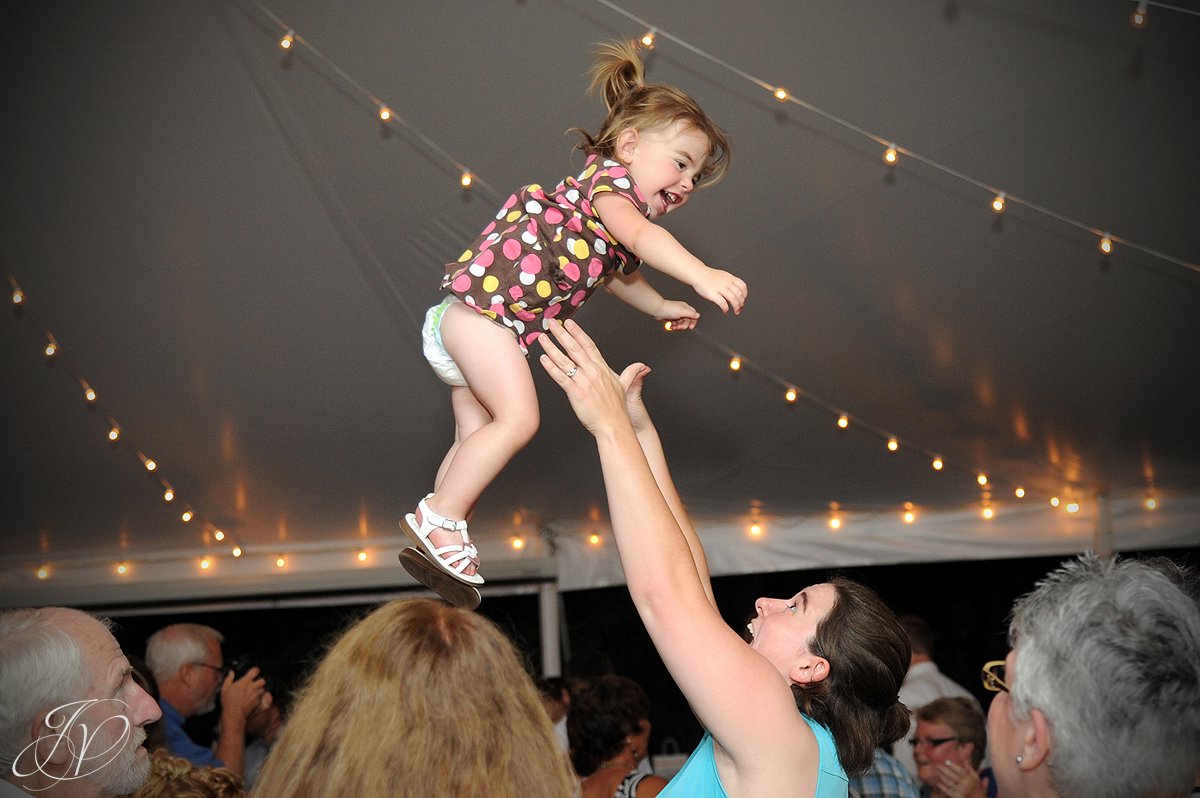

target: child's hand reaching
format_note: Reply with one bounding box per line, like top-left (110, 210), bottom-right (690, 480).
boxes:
top-left (656, 299), bottom-right (700, 331)
top-left (693, 267), bottom-right (748, 315)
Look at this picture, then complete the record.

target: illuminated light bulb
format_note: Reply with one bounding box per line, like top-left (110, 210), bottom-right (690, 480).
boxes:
top-left (977, 473), bottom-right (988, 486)
top-left (748, 523), bottom-right (763, 538)
top-left (231, 546), bottom-right (243, 558)
top-left (1145, 496), bottom-right (1158, 511)
top-left (729, 356), bottom-right (742, 372)
top-left (1130, 1), bottom-right (1147, 28)
top-left (144, 458), bottom-right (157, 472)
top-left (773, 87), bottom-right (789, 102)
top-left (992, 192), bottom-right (1006, 213)
top-left (275, 556), bottom-right (286, 568)
top-left (163, 486), bottom-right (174, 502)
top-left (1049, 496), bottom-right (1060, 508)
top-left (639, 30), bottom-right (656, 49)
top-left (511, 536), bottom-right (525, 551)
top-left (588, 532), bottom-right (601, 546)
top-left (213, 529), bottom-right (225, 542)
top-left (83, 384), bottom-right (97, 403)
top-left (279, 30), bottom-right (295, 49)
top-left (460, 171), bottom-right (473, 188)
top-left (1014, 486), bottom-right (1026, 498)
top-left (887, 438), bottom-right (899, 452)
top-left (116, 562), bottom-right (128, 576)
top-left (903, 503), bottom-right (916, 524)
top-left (44, 339), bottom-right (58, 358)
top-left (357, 549), bottom-right (369, 562)
top-left (982, 506), bottom-right (995, 520)
top-left (663, 321), bottom-right (673, 331)
top-left (1065, 501), bottom-right (1081, 514)
top-left (108, 426), bottom-right (121, 442)
top-left (932, 457), bottom-right (944, 471)
top-left (200, 557), bottom-right (211, 570)
top-left (837, 414), bottom-right (849, 429)
top-left (378, 105), bottom-right (392, 122)
top-left (181, 509), bottom-right (194, 523)
top-left (883, 144), bottom-right (898, 165)
top-left (1099, 233), bottom-right (1113, 255)
top-left (11, 289), bottom-right (24, 305)
top-left (828, 515), bottom-right (842, 530)
top-left (36, 565), bottom-right (50, 580)
top-left (785, 388), bottom-right (797, 403)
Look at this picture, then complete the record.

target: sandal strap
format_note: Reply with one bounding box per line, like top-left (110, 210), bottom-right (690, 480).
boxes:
top-left (415, 496), bottom-right (468, 540)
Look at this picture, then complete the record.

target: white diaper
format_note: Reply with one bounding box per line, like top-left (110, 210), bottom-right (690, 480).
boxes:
top-left (422, 296), bottom-right (468, 387)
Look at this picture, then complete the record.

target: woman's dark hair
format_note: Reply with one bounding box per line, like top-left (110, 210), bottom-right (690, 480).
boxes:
top-left (792, 577), bottom-right (911, 775)
top-left (567, 674), bottom-right (650, 776)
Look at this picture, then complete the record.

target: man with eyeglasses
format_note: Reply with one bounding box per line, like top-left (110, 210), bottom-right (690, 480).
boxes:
top-left (981, 552), bottom-right (1200, 798)
top-left (144, 623), bottom-right (268, 777)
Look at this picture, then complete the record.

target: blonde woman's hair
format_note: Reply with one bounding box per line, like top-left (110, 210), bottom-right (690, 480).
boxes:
top-left (570, 40), bottom-right (731, 186)
top-left (250, 599), bottom-right (574, 798)
top-left (132, 749), bottom-right (246, 798)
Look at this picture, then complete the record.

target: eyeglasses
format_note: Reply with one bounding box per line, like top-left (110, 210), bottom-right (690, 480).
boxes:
top-left (981, 659), bottom-right (1009, 693)
top-left (908, 736), bottom-right (960, 748)
top-left (192, 661), bottom-right (228, 678)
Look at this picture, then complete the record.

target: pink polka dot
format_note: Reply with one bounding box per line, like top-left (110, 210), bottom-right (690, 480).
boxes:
top-left (588, 258), bottom-right (604, 277)
top-left (515, 309), bottom-right (536, 322)
top-left (526, 220), bottom-right (539, 237)
top-left (503, 239), bottom-right (522, 261)
top-left (451, 274), bottom-right (472, 292)
top-left (566, 216), bottom-right (583, 233)
top-left (607, 165), bottom-right (628, 178)
top-left (525, 330), bottom-right (542, 346)
top-left (502, 195), bottom-right (517, 211)
top-left (571, 290), bottom-right (588, 306)
top-left (544, 207), bottom-right (564, 225)
top-left (481, 220), bottom-right (496, 236)
top-left (544, 303), bottom-right (561, 319)
top-left (508, 286), bottom-right (524, 300)
top-left (474, 249), bottom-right (495, 269)
top-left (489, 302), bottom-right (507, 316)
top-left (580, 200), bottom-right (593, 216)
top-left (520, 253), bottom-right (542, 274)
top-left (561, 262), bottom-right (580, 282)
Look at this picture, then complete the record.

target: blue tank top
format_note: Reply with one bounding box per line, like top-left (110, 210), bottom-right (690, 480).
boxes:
top-left (659, 714), bottom-right (848, 797)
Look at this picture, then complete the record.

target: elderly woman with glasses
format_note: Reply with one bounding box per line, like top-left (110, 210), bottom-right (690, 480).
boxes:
top-left (910, 697), bottom-right (997, 798)
top-left (981, 553), bottom-right (1200, 798)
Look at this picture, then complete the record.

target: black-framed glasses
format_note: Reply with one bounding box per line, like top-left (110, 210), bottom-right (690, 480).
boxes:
top-left (908, 736), bottom-right (960, 748)
top-left (192, 661), bottom-right (228, 678)
top-left (981, 659), bottom-right (1009, 693)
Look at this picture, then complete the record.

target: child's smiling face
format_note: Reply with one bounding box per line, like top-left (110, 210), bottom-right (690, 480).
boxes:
top-left (616, 121), bottom-right (711, 220)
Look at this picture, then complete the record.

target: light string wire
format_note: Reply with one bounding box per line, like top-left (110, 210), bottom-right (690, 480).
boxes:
top-left (594, 0), bottom-right (1198, 276)
top-left (1138, 1), bottom-right (1200, 17)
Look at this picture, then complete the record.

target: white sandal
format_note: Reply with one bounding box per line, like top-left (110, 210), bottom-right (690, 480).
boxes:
top-left (401, 495), bottom-right (484, 585)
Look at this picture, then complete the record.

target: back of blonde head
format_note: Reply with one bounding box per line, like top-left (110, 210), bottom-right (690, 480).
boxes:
top-left (251, 599), bottom-right (573, 798)
top-left (572, 39), bottom-right (731, 186)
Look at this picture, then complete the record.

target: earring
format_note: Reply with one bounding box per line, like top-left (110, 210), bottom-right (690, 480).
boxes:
top-left (1015, 755), bottom-right (1024, 764)
top-left (631, 746), bottom-right (639, 760)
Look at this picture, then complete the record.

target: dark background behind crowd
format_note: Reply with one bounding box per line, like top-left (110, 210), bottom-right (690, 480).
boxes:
top-left (108, 547), bottom-right (1195, 756)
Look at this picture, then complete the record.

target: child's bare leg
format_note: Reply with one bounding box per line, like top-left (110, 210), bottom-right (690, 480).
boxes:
top-left (435, 386), bottom-right (493, 493)
top-left (418, 304), bottom-right (538, 574)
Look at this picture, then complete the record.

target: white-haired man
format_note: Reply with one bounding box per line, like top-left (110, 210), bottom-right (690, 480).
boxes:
top-left (144, 623), bottom-right (267, 777)
top-left (984, 552), bottom-right (1200, 798)
top-left (0, 607), bottom-right (161, 797)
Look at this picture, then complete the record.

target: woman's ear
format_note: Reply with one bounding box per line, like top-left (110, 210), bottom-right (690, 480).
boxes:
top-left (789, 655), bottom-right (829, 685)
top-left (615, 128), bottom-right (640, 163)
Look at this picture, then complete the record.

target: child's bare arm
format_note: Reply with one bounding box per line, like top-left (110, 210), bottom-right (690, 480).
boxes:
top-left (594, 194), bottom-right (747, 314)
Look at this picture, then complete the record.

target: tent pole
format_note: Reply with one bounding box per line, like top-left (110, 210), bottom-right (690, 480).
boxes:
top-left (539, 582), bottom-right (562, 677)
top-left (1093, 487), bottom-right (1114, 558)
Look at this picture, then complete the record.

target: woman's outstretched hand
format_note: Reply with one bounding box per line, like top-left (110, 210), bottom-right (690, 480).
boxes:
top-left (537, 320), bottom-right (650, 437)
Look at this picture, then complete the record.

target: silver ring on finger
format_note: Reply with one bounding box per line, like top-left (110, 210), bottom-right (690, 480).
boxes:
top-left (565, 366), bottom-right (578, 378)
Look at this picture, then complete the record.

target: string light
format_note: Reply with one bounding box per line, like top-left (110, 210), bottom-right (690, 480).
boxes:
top-left (1014, 486), bottom-right (1026, 498)
top-left (200, 557), bottom-right (211, 570)
top-left (1049, 496), bottom-right (1061, 508)
top-left (991, 192), bottom-right (1006, 213)
top-left (43, 336), bottom-right (58, 359)
top-left (837, 415), bottom-right (849, 429)
top-left (902, 502), bottom-right (916, 524)
top-left (785, 387), bottom-right (797, 403)
top-left (773, 87), bottom-right (789, 102)
top-left (357, 549), bottom-right (369, 561)
top-left (1065, 501), bottom-right (1081, 514)
top-left (1144, 495), bottom-right (1158, 511)
top-left (82, 381), bottom-right (97, 404)
top-left (162, 486), bottom-right (174, 502)
top-left (977, 473), bottom-right (989, 486)
top-left (1130, 1), bottom-right (1148, 27)
top-left (663, 320), bottom-right (673, 331)
top-left (232, 546), bottom-right (243, 558)
top-left (883, 143), bottom-right (898, 165)
top-left (639, 30), bottom-right (656, 49)
top-left (279, 29), bottom-right (295, 49)
top-left (931, 457), bottom-right (944, 471)
top-left (378, 104), bottom-right (392, 122)
top-left (460, 170), bottom-right (473, 188)
top-left (181, 508), bottom-right (194, 523)
top-left (982, 505), bottom-right (995, 520)
top-left (887, 438), bottom-right (899, 452)
top-left (510, 535), bottom-right (525, 550)
top-left (142, 456), bottom-right (157, 472)
top-left (275, 556), bottom-right (287, 568)
top-left (11, 288), bottom-right (23, 305)
top-left (108, 425), bottom-right (121, 442)
top-left (728, 356), bottom-right (742, 372)
top-left (748, 522), bottom-right (763, 538)
top-left (588, 532), bottom-right (602, 546)
top-left (116, 562), bottom-right (129, 576)
top-left (36, 565), bottom-right (50, 580)
top-left (828, 515), bottom-right (842, 530)
top-left (213, 529), bottom-right (225, 542)
top-left (1099, 233), bottom-right (1113, 255)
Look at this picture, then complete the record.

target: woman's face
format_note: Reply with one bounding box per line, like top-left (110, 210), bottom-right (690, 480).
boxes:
top-left (912, 719), bottom-right (973, 786)
top-left (746, 583), bottom-right (837, 680)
